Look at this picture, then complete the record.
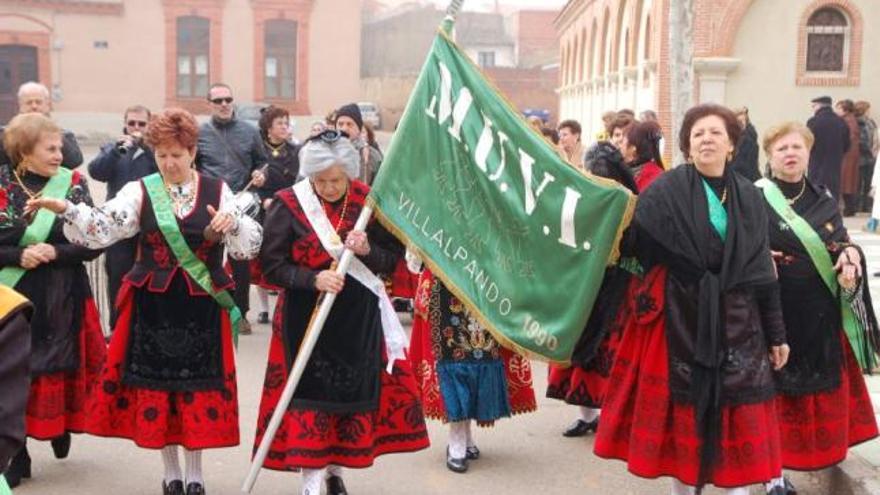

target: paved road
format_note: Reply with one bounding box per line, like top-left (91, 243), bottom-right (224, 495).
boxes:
top-left (9, 151), bottom-right (868, 494)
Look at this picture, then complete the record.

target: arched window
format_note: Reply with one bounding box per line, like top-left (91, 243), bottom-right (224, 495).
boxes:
top-left (264, 19), bottom-right (297, 99)
top-left (176, 16), bottom-right (209, 98)
top-left (806, 7), bottom-right (848, 72)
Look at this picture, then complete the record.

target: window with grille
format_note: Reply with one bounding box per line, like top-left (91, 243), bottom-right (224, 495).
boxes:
top-left (176, 16), bottom-right (210, 98)
top-left (264, 19), bottom-right (297, 99)
top-left (806, 7), bottom-right (848, 72)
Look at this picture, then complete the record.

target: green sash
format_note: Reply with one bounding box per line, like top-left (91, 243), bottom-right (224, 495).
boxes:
top-left (0, 474), bottom-right (11, 495)
top-left (757, 178), bottom-right (874, 371)
top-left (141, 173), bottom-right (242, 345)
top-left (0, 168), bottom-right (73, 288)
top-left (701, 178), bottom-right (728, 240)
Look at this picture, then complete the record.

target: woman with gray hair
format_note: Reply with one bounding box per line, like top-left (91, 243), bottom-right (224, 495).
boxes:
top-left (252, 130), bottom-right (429, 495)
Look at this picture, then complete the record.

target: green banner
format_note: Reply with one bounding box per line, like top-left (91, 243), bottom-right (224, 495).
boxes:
top-left (368, 26), bottom-right (635, 363)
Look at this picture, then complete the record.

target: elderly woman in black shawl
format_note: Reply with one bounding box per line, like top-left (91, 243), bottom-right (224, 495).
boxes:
top-left (757, 122), bottom-right (879, 492)
top-left (593, 104), bottom-right (790, 495)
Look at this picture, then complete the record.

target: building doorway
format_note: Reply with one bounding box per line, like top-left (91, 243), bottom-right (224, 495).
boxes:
top-left (0, 45), bottom-right (38, 124)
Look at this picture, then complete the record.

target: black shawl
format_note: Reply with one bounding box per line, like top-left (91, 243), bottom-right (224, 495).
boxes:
top-left (634, 164), bottom-right (779, 485)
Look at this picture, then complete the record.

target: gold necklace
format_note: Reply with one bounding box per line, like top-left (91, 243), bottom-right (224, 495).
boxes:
top-left (265, 139), bottom-right (285, 158)
top-left (12, 168), bottom-right (41, 200)
top-left (720, 187), bottom-right (728, 204)
top-left (785, 178), bottom-right (807, 205)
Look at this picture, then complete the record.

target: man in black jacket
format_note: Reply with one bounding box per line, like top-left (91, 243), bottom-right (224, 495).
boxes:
top-left (197, 83), bottom-right (266, 334)
top-left (88, 105), bottom-right (159, 328)
top-left (0, 82), bottom-right (82, 169)
top-left (807, 96), bottom-right (850, 201)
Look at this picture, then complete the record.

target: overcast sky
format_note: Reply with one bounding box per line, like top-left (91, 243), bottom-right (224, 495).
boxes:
top-left (381, 0), bottom-right (568, 13)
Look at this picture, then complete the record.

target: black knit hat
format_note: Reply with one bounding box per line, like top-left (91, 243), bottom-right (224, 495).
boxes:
top-left (335, 103), bottom-right (363, 130)
top-left (811, 96), bottom-right (832, 105)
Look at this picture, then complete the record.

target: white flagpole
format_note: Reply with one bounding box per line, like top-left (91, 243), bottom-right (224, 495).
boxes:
top-left (241, 206), bottom-right (372, 493)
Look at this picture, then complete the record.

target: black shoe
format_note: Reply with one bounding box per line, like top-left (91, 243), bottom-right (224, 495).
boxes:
top-left (51, 432), bottom-right (71, 459)
top-left (562, 418), bottom-right (599, 437)
top-left (326, 475), bottom-right (348, 495)
top-left (5, 446), bottom-right (31, 488)
top-left (185, 481), bottom-right (205, 495)
top-left (162, 480), bottom-right (184, 495)
top-left (465, 445), bottom-right (480, 460)
top-left (784, 477), bottom-right (797, 494)
top-left (257, 312), bottom-right (269, 324)
top-left (446, 447), bottom-right (468, 473)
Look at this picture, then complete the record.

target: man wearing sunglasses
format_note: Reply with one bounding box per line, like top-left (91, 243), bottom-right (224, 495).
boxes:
top-left (197, 83), bottom-right (267, 335)
top-left (87, 104), bottom-right (159, 329)
top-left (0, 81), bottom-right (83, 169)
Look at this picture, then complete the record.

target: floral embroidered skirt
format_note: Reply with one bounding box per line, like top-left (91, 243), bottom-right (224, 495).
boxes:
top-left (776, 332), bottom-right (878, 470)
top-left (27, 298), bottom-right (106, 440)
top-left (252, 293), bottom-right (430, 471)
top-left (594, 267), bottom-right (783, 488)
top-left (85, 283), bottom-right (239, 450)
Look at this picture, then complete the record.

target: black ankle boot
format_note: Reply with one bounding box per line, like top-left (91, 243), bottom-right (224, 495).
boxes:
top-left (185, 481), bottom-right (205, 495)
top-left (326, 475), bottom-right (348, 495)
top-left (51, 432), bottom-right (71, 459)
top-left (5, 446), bottom-right (31, 488)
top-left (162, 479), bottom-right (184, 495)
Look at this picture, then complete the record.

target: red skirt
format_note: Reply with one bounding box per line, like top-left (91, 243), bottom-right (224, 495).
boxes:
top-left (253, 294), bottom-right (430, 471)
top-left (26, 298), bottom-right (106, 440)
top-left (85, 284), bottom-right (240, 450)
top-left (594, 267), bottom-right (783, 488)
top-left (777, 333), bottom-right (879, 470)
top-left (249, 259), bottom-right (280, 291)
top-left (387, 259), bottom-right (418, 299)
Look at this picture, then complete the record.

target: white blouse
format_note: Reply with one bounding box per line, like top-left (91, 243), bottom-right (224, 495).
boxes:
top-left (62, 176), bottom-right (262, 260)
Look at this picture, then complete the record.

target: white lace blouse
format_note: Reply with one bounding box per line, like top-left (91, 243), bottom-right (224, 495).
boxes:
top-left (62, 176), bottom-right (262, 260)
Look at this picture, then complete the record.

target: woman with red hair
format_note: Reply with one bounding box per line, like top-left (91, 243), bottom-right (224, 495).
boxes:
top-left (29, 108), bottom-right (262, 495)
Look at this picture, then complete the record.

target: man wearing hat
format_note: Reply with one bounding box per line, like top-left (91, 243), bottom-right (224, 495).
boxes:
top-left (807, 95), bottom-right (851, 201)
top-left (334, 103), bottom-right (383, 184)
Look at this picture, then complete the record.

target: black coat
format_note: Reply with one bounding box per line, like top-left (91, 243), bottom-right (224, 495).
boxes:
top-left (88, 143), bottom-right (159, 200)
top-left (0, 289), bottom-right (31, 472)
top-left (807, 106), bottom-right (850, 200)
top-left (730, 122), bottom-right (760, 182)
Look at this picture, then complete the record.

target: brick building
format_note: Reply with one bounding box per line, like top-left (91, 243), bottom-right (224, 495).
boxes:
top-left (361, 4), bottom-right (560, 128)
top-left (0, 0), bottom-right (362, 124)
top-left (555, 0), bottom-right (880, 153)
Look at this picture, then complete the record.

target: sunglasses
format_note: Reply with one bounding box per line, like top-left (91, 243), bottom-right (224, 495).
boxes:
top-left (305, 129), bottom-right (350, 144)
top-left (127, 120), bottom-right (148, 128)
top-left (210, 97), bottom-right (234, 105)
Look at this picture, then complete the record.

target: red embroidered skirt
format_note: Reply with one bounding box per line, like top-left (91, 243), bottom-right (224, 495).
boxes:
top-left (252, 293), bottom-right (430, 471)
top-left (594, 267), bottom-right (783, 488)
top-left (777, 332), bottom-right (878, 470)
top-left (26, 298), bottom-right (106, 440)
top-left (85, 284), bottom-right (239, 450)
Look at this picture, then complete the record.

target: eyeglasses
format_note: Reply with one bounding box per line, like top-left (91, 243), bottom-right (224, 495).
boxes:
top-left (210, 97), bottom-right (234, 105)
top-left (305, 129), bottom-right (350, 145)
top-left (127, 120), bottom-right (148, 128)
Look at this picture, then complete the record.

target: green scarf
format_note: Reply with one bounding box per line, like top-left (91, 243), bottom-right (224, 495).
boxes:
top-left (141, 173), bottom-right (242, 345)
top-left (0, 474), bottom-right (11, 495)
top-left (758, 178), bottom-right (874, 370)
top-left (701, 178), bottom-right (728, 240)
top-left (0, 168), bottom-right (73, 288)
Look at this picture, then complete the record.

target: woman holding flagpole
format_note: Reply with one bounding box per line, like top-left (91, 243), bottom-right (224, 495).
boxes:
top-left (253, 129), bottom-right (428, 495)
top-left (0, 112), bottom-right (105, 489)
top-left (28, 108), bottom-right (262, 495)
top-left (593, 104), bottom-right (791, 495)
top-left (757, 122), bottom-right (878, 492)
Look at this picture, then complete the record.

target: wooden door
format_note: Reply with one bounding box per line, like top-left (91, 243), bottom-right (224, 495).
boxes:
top-left (0, 45), bottom-right (38, 124)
